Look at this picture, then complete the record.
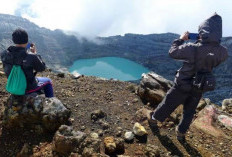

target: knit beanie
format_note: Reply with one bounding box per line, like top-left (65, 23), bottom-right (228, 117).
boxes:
top-left (12, 28), bottom-right (28, 44)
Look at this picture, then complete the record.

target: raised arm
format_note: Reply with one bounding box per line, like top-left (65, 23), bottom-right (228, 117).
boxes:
top-left (169, 32), bottom-right (195, 62)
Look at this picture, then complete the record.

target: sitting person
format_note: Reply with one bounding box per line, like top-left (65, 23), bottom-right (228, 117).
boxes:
top-left (0, 28), bottom-right (54, 98)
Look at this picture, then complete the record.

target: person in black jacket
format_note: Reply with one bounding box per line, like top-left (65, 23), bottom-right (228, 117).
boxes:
top-left (0, 28), bottom-right (54, 97)
top-left (142, 13), bottom-right (228, 141)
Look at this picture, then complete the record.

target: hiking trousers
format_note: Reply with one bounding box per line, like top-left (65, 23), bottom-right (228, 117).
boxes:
top-left (152, 85), bottom-right (202, 134)
top-left (26, 77), bottom-right (54, 98)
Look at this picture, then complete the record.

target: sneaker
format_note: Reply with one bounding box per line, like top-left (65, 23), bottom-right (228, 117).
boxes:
top-left (175, 126), bottom-right (186, 142)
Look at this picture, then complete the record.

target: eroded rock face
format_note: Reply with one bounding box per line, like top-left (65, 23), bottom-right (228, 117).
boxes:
top-left (3, 94), bottom-right (71, 132)
top-left (138, 72), bottom-right (173, 105)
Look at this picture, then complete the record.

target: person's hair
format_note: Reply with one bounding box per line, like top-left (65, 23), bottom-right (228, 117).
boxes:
top-left (12, 28), bottom-right (28, 44)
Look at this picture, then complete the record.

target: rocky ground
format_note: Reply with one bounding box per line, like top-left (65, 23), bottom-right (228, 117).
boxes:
top-left (0, 62), bottom-right (232, 157)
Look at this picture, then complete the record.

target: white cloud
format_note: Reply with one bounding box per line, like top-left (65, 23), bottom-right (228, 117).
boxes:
top-left (0, 0), bottom-right (231, 37)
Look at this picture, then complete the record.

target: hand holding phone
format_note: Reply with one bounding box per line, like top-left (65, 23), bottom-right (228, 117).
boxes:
top-left (180, 32), bottom-right (189, 41)
top-left (27, 43), bottom-right (37, 54)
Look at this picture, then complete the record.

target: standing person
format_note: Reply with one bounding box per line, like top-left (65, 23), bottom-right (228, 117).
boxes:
top-left (143, 13), bottom-right (228, 141)
top-left (0, 28), bottom-right (54, 98)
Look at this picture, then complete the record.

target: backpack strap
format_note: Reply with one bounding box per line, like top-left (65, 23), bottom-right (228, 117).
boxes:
top-left (3, 50), bottom-right (27, 67)
top-left (193, 45), bottom-right (198, 74)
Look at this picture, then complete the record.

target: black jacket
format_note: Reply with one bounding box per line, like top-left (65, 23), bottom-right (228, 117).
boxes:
top-left (169, 14), bottom-right (228, 91)
top-left (0, 46), bottom-right (46, 91)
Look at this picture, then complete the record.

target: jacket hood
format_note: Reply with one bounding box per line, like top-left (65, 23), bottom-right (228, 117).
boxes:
top-left (4, 46), bottom-right (27, 64)
top-left (198, 13), bottom-right (222, 43)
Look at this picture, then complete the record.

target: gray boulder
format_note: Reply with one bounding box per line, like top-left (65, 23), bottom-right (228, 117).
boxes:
top-left (138, 72), bottom-right (173, 105)
top-left (2, 94), bottom-right (71, 132)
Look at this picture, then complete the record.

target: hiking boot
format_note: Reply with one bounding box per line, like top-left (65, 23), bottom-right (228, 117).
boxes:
top-left (175, 126), bottom-right (186, 142)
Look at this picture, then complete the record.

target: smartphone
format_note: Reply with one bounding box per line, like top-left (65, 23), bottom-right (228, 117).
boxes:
top-left (26, 43), bottom-right (31, 49)
top-left (188, 33), bottom-right (199, 40)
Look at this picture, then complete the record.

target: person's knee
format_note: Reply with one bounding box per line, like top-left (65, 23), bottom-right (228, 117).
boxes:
top-left (45, 78), bottom-right (52, 83)
top-left (37, 77), bottom-right (52, 83)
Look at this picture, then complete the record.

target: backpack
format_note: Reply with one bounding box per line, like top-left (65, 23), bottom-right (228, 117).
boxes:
top-left (192, 71), bottom-right (216, 92)
top-left (5, 54), bottom-right (27, 95)
top-left (192, 47), bottom-right (216, 92)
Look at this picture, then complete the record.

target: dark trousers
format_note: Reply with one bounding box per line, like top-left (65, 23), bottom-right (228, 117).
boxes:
top-left (152, 85), bottom-right (202, 134)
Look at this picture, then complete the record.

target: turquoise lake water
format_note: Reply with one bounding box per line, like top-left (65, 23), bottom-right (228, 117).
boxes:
top-left (69, 57), bottom-right (150, 81)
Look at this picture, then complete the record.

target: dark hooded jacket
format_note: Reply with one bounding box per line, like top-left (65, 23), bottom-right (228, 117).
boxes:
top-left (169, 14), bottom-right (228, 92)
top-left (0, 46), bottom-right (46, 91)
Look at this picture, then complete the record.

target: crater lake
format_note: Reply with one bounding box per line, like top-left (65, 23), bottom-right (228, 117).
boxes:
top-left (69, 57), bottom-right (150, 81)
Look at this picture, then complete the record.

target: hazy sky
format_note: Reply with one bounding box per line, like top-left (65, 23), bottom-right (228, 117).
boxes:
top-left (0, 0), bottom-right (231, 37)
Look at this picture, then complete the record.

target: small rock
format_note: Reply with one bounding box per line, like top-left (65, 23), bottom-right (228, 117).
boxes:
top-left (69, 118), bottom-right (75, 123)
top-left (80, 137), bottom-right (101, 155)
top-left (91, 110), bottom-right (106, 121)
top-left (104, 136), bottom-right (116, 154)
top-left (101, 121), bottom-right (110, 130)
top-left (135, 108), bottom-right (152, 122)
top-left (97, 129), bottom-right (104, 136)
top-left (132, 98), bottom-right (139, 103)
top-left (0, 71), bottom-right (4, 76)
top-left (81, 126), bottom-right (86, 131)
top-left (90, 132), bottom-right (99, 139)
top-left (82, 147), bottom-right (95, 157)
top-left (71, 72), bottom-right (82, 79)
top-left (116, 127), bottom-right (123, 137)
top-left (133, 122), bottom-right (147, 136)
top-left (145, 144), bottom-right (160, 157)
top-left (115, 138), bottom-right (125, 154)
top-left (57, 73), bottom-right (65, 78)
top-left (124, 131), bottom-right (134, 142)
